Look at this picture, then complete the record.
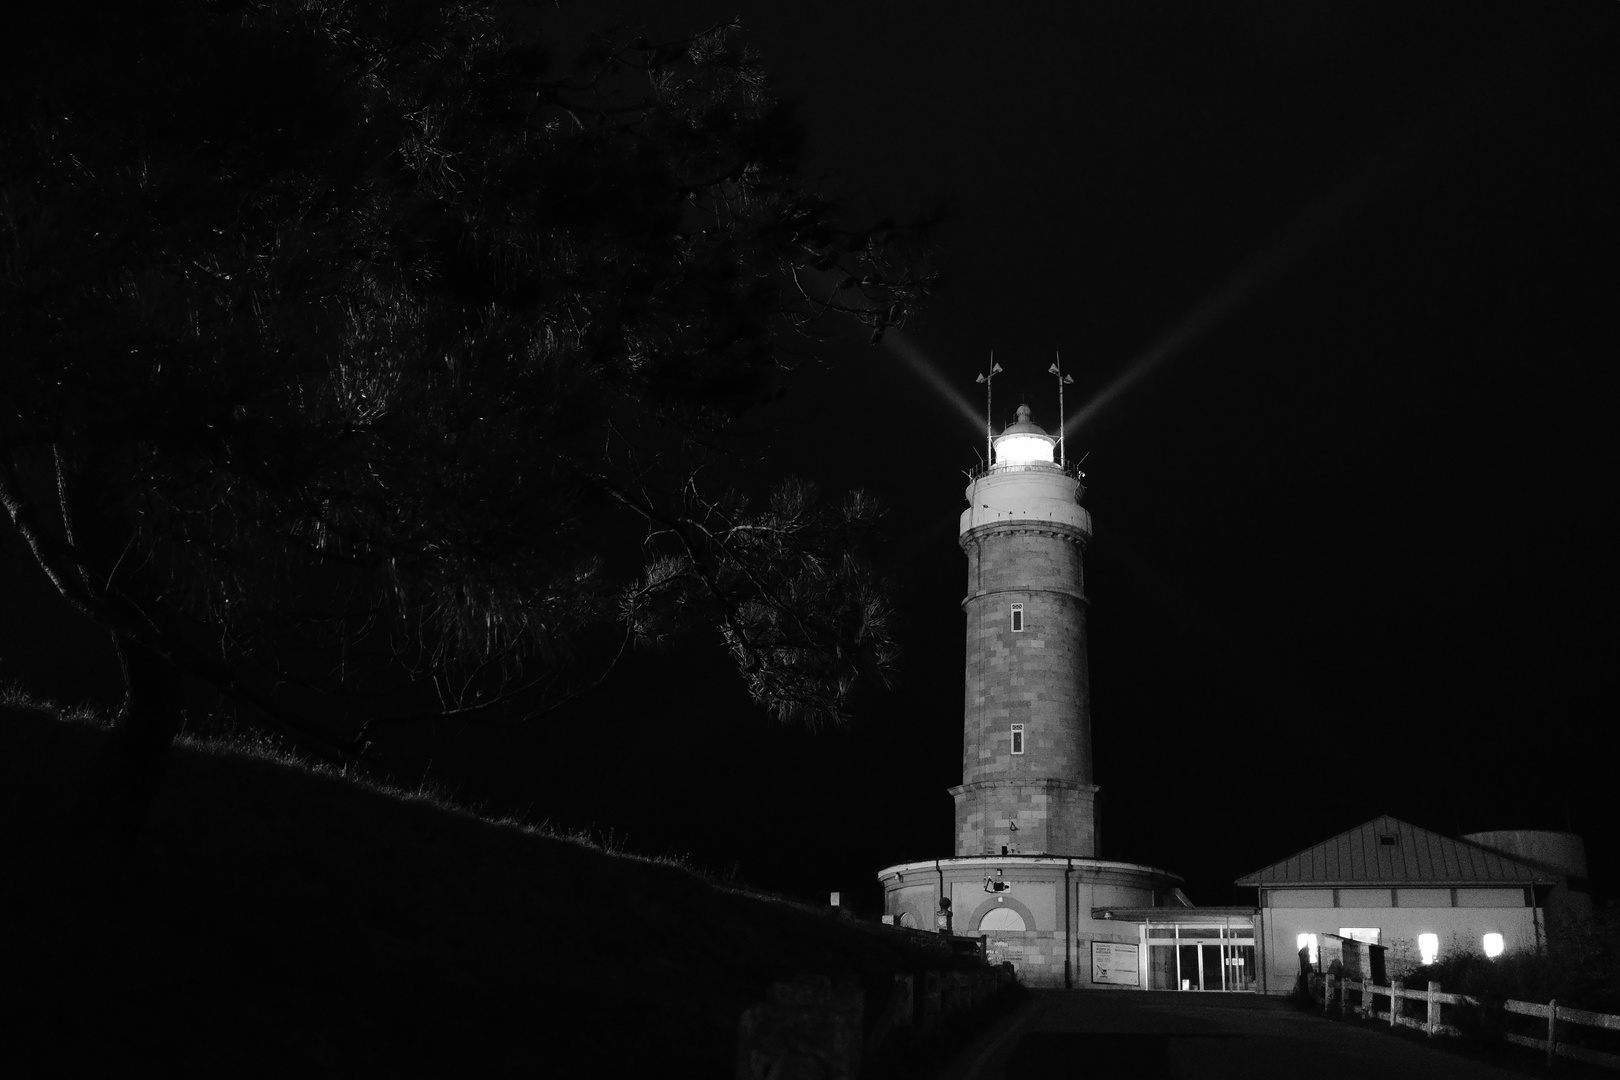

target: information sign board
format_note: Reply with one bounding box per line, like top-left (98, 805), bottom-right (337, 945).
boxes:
top-left (1091, 941), bottom-right (1140, 986)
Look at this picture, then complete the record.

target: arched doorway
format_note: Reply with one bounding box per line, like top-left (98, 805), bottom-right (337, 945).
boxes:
top-left (978, 907), bottom-right (1028, 932)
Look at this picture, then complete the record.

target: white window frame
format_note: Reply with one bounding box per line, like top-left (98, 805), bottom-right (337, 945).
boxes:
top-left (1010, 603), bottom-right (1024, 632)
top-left (1010, 723), bottom-right (1025, 754)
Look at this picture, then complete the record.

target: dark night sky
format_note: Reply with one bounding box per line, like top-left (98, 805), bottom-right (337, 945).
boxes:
top-left (3, 1), bottom-right (1617, 911)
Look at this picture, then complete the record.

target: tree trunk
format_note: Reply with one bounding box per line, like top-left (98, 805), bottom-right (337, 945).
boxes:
top-left (70, 636), bottom-right (186, 849)
top-left (42, 447), bottom-right (184, 848)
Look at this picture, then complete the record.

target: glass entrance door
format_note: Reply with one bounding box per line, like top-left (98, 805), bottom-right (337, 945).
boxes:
top-left (1178, 944), bottom-right (1200, 990)
top-left (1201, 945), bottom-right (1224, 990)
top-left (1223, 943), bottom-right (1257, 991)
top-left (1143, 924), bottom-right (1257, 991)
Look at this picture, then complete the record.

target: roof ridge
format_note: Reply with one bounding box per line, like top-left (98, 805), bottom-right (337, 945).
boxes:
top-left (1234, 814), bottom-right (1397, 884)
top-left (1235, 814), bottom-right (1556, 886)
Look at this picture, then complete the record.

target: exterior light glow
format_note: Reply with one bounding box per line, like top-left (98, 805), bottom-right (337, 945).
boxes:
top-left (1483, 933), bottom-right (1504, 958)
top-left (995, 433), bottom-right (1055, 465)
top-left (1296, 933), bottom-right (1318, 964)
top-left (1418, 933), bottom-right (1440, 964)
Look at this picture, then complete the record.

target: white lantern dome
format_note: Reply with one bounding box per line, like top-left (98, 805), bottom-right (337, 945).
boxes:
top-left (993, 404), bottom-right (1056, 466)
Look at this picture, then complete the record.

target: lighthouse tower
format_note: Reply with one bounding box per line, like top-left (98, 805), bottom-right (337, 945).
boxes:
top-left (956, 403), bottom-right (1097, 858)
top-left (877, 397), bottom-right (1186, 990)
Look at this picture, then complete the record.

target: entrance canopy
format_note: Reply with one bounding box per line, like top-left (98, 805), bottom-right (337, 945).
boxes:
top-left (1094, 906), bottom-right (1260, 992)
top-left (1092, 905), bottom-right (1257, 924)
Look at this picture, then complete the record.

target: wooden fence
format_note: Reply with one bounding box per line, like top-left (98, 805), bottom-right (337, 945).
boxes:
top-left (1311, 972), bottom-right (1620, 1071)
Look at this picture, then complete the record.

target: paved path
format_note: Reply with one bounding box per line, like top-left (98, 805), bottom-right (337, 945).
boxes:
top-left (939, 991), bottom-right (1535, 1079)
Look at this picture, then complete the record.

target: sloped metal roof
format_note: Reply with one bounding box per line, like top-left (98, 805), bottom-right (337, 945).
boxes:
top-left (1234, 815), bottom-right (1555, 887)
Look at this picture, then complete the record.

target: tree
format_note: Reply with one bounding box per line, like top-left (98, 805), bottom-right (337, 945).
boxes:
top-left (0, 0), bottom-right (934, 842)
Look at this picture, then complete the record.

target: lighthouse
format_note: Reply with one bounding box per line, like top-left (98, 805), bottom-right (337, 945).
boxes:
top-left (878, 397), bottom-right (1190, 990)
top-left (956, 403), bottom-right (1097, 859)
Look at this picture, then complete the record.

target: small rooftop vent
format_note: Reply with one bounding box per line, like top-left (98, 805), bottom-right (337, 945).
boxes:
top-left (1378, 834), bottom-right (1398, 847)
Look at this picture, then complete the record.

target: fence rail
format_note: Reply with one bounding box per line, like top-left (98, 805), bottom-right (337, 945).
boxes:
top-left (1311, 973), bottom-right (1620, 1071)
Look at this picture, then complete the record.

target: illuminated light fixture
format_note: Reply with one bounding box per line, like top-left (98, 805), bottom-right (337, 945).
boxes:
top-left (1296, 933), bottom-right (1318, 965)
top-left (995, 434), bottom-right (1055, 464)
top-left (1418, 933), bottom-right (1440, 964)
top-left (1483, 933), bottom-right (1505, 958)
top-left (993, 404), bottom-right (1056, 466)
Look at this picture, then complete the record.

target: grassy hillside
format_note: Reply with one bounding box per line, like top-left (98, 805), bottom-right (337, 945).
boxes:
top-left (0, 692), bottom-right (993, 1077)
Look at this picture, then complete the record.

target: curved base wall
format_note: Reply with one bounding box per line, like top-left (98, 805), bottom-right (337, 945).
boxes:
top-left (877, 856), bottom-right (1183, 989)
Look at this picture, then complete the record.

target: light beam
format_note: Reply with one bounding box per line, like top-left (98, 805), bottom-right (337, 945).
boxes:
top-left (882, 329), bottom-right (985, 435)
top-left (1063, 53), bottom-right (1520, 444)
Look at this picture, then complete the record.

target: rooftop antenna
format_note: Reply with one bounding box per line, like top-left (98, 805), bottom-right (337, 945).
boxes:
top-left (1047, 352), bottom-right (1075, 466)
top-left (975, 354), bottom-right (1003, 467)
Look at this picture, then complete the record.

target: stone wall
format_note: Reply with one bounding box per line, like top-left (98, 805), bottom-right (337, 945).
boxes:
top-left (734, 965), bottom-right (1020, 1079)
top-left (983, 930), bottom-right (1066, 987)
top-left (957, 522), bottom-right (1095, 857)
top-left (951, 778), bottom-right (1098, 857)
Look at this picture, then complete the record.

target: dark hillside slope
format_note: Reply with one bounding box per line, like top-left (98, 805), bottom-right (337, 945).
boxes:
top-left (0, 696), bottom-right (979, 1077)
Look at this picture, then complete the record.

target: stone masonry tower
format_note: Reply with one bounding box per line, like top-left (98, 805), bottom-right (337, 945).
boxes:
top-left (952, 404), bottom-right (1097, 858)
top-left (879, 393), bottom-right (1181, 986)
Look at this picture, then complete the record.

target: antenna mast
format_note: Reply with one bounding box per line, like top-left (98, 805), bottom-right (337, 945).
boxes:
top-left (1048, 352), bottom-right (1075, 466)
top-left (975, 354), bottom-right (1003, 467)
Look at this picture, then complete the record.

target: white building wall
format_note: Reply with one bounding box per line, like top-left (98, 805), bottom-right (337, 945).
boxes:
top-left (1258, 889), bottom-right (1540, 993)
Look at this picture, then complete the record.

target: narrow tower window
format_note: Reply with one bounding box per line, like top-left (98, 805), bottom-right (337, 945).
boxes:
top-left (1010, 603), bottom-right (1024, 632)
top-left (1010, 723), bottom-right (1025, 754)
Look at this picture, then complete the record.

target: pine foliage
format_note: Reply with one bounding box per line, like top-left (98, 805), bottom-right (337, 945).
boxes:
top-left (0, 1), bottom-right (934, 752)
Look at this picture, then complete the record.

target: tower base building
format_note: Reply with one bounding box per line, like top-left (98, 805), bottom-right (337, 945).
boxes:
top-left (877, 857), bottom-right (1208, 989)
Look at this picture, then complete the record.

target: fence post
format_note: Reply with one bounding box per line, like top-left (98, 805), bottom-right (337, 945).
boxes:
top-left (1390, 979), bottom-right (1402, 1028)
top-left (1547, 999), bottom-right (1558, 1069)
top-left (1324, 972), bottom-right (1334, 1015)
top-left (1426, 982), bottom-right (1440, 1037)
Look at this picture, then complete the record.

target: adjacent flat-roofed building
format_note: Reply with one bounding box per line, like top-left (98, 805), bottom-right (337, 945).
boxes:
top-left (1237, 815), bottom-right (1557, 994)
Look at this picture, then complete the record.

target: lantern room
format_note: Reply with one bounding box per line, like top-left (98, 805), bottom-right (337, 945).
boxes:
top-left (992, 404), bottom-right (1057, 467)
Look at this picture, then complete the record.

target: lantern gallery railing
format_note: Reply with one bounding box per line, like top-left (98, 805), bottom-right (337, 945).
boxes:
top-left (966, 460), bottom-right (1087, 483)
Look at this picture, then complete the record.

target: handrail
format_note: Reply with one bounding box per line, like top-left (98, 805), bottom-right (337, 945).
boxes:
top-left (1311, 972), bottom-right (1620, 1071)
